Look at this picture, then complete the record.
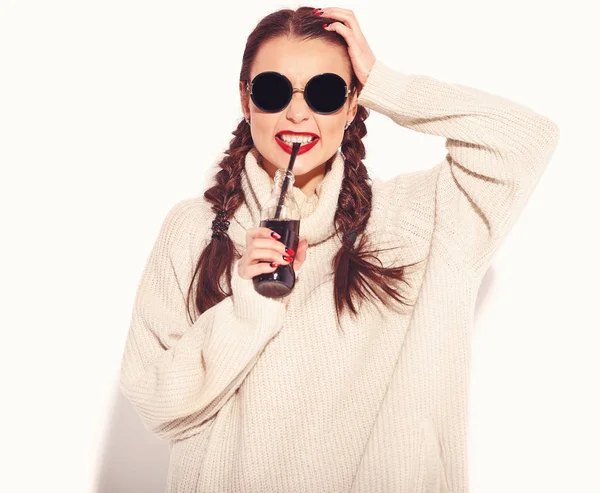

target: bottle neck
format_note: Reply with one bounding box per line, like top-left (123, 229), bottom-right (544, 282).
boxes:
top-left (274, 168), bottom-right (295, 186)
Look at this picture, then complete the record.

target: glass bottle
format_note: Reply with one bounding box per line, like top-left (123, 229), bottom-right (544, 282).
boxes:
top-left (253, 168), bottom-right (301, 298)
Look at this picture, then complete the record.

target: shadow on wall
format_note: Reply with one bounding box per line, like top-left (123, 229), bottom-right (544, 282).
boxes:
top-left (95, 388), bottom-right (169, 493)
top-left (93, 266), bottom-right (494, 492)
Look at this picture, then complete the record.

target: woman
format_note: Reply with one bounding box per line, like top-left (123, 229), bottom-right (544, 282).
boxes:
top-left (119, 6), bottom-right (559, 492)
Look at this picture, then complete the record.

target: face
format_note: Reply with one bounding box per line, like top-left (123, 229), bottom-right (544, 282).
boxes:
top-left (240, 36), bottom-right (358, 193)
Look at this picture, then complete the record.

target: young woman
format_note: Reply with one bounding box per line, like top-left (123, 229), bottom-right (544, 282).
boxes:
top-left (119, 6), bottom-right (559, 493)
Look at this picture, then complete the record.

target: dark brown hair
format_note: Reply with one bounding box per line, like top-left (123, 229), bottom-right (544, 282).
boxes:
top-left (187, 7), bottom-right (419, 328)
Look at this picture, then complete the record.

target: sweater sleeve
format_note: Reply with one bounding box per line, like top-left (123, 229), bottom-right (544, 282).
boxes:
top-left (119, 199), bottom-right (289, 442)
top-left (357, 59), bottom-right (560, 280)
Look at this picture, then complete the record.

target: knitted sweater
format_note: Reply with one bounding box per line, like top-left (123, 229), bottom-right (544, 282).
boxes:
top-left (119, 58), bottom-right (559, 493)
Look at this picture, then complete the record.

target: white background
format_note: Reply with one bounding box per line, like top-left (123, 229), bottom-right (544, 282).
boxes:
top-left (1, 1), bottom-right (598, 492)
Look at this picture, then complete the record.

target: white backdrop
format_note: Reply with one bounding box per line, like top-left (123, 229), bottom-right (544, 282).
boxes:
top-left (1, 1), bottom-right (597, 492)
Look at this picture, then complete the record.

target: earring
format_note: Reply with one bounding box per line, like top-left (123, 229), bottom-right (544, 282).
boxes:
top-left (245, 117), bottom-right (250, 125)
top-left (344, 121), bottom-right (351, 130)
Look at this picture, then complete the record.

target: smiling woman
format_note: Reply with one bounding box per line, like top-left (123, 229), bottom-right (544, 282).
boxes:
top-left (118, 5), bottom-right (560, 493)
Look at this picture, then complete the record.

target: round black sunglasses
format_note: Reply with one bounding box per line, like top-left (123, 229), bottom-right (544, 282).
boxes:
top-left (243, 71), bottom-right (352, 115)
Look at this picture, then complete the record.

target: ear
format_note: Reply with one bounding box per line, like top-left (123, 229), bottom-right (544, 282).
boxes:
top-left (347, 89), bottom-right (359, 121)
top-left (239, 80), bottom-right (250, 120)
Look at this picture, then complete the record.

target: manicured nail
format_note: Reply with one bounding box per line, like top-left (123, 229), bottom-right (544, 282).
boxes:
top-left (270, 262), bottom-right (279, 268)
top-left (285, 247), bottom-right (295, 256)
top-left (271, 231), bottom-right (281, 239)
top-left (322, 23), bottom-right (328, 28)
top-left (283, 255), bottom-right (293, 262)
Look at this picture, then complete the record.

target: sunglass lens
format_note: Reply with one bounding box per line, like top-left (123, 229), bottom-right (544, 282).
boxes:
top-left (251, 72), bottom-right (291, 112)
top-left (306, 73), bottom-right (347, 114)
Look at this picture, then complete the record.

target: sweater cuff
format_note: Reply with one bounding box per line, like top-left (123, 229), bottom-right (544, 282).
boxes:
top-left (231, 259), bottom-right (290, 320)
top-left (357, 58), bottom-right (412, 115)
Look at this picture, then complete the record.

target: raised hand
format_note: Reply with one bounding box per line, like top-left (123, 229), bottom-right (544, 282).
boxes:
top-left (315, 7), bottom-right (377, 86)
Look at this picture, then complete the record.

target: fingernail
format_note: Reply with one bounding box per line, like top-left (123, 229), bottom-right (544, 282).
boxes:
top-left (283, 255), bottom-right (293, 262)
top-left (322, 23), bottom-right (328, 28)
top-left (285, 247), bottom-right (295, 256)
top-left (271, 231), bottom-right (281, 239)
top-left (270, 262), bottom-right (279, 268)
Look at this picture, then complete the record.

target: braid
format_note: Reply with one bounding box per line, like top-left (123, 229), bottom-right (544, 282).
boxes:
top-left (332, 104), bottom-right (417, 330)
top-left (186, 119), bottom-right (252, 321)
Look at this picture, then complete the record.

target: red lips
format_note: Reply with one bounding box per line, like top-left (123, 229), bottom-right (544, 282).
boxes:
top-left (275, 134), bottom-right (320, 155)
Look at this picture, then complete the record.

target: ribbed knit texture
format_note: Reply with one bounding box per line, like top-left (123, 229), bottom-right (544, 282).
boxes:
top-left (119, 58), bottom-right (559, 493)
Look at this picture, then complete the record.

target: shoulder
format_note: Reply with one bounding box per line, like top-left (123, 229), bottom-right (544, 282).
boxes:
top-left (371, 166), bottom-right (440, 230)
top-left (162, 196), bottom-right (211, 226)
top-left (367, 166), bottom-right (441, 265)
top-left (371, 166), bottom-right (440, 205)
top-left (158, 196), bottom-right (214, 253)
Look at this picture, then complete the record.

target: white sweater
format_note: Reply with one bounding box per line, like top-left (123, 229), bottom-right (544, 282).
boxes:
top-left (119, 58), bottom-right (560, 492)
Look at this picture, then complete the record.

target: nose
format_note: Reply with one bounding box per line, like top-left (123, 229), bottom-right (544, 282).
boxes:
top-left (285, 88), bottom-right (311, 123)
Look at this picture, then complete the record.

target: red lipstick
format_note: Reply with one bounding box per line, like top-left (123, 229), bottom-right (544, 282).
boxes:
top-left (275, 131), bottom-right (320, 155)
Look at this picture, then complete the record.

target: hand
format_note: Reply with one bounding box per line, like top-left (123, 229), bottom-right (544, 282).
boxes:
top-left (318, 7), bottom-right (377, 87)
top-left (237, 227), bottom-right (309, 280)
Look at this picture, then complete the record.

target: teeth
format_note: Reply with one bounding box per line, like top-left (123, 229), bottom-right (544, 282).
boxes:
top-left (279, 134), bottom-right (316, 145)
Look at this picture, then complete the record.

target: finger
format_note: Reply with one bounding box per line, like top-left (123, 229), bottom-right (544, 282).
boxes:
top-left (251, 237), bottom-right (289, 256)
top-left (293, 240), bottom-right (308, 272)
top-left (323, 21), bottom-right (354, 41)
top-left (319, 8), bottom-right (360, 32)
top-left (253, 236), bottom-right (297, 258)
top-left (321, 8), bottom-right (369, 45)
top-left (241, 261), bottom-right (280, 280)
top-left (249, 248), bottom-right (293, 265)
top-left (248, 226), bottom-right (282, 241)
top-left (297, 239), bottom-right (308, 262)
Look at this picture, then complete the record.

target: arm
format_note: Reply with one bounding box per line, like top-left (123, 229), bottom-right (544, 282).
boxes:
top-left (357, 59), bottom-right (560, 279)
top-left (119, 199), bottom-right (289, 441)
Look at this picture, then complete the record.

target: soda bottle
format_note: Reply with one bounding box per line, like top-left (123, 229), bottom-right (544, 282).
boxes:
top-left (253, 168), bottom-right (301, 298)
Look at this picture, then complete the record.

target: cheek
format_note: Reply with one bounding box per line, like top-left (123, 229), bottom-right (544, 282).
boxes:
top-left (319, 120), bottom-right (346, 143)
top-left (252, 115), bottom-right (279, 137)
top-left (316, 115), bottom-right (342, 132)
top-left (249, 120), bottom-right (270, 145)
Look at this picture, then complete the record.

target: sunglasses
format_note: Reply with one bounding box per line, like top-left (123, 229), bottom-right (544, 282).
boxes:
top-left (244, 71), bottom-right (352, 115)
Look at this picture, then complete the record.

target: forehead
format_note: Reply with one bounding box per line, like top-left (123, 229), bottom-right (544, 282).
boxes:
top-left (251, 36), bottom-right (351, 85)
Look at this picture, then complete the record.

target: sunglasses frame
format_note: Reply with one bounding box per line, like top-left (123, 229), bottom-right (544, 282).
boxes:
top-left (243, 71), bottom-right (352, 115)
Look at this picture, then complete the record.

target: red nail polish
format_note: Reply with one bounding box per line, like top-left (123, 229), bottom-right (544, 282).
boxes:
top-left (270, 262), bottom-right (279, 268)
top-left (271, 231), bottom-right (281, 239)
top-left (283, 255), bottom-right (293, 262)
top-left (285, 247), bottom-right (295, 256)
top-left (322, 23), bottom-right (328, 28)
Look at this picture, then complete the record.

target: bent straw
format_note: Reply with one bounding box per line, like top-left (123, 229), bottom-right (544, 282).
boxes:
top-left (274, 142), bottom-right (301, 219)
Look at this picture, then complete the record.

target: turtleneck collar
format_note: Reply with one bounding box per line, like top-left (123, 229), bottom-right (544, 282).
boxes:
top-left (228, 146), bottom-right (346, 248)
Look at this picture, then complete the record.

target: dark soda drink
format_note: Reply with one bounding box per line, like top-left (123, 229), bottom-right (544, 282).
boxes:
top-left (253, 156), bottom-right (301, 298)
top-left (253, 218), bottom-right (300, 298)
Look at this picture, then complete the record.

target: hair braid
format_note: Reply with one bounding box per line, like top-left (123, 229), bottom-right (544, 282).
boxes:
top-left (186, 119), bottom-right (252, 320)
top-left (332, 105), bottom-right (416, 329)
